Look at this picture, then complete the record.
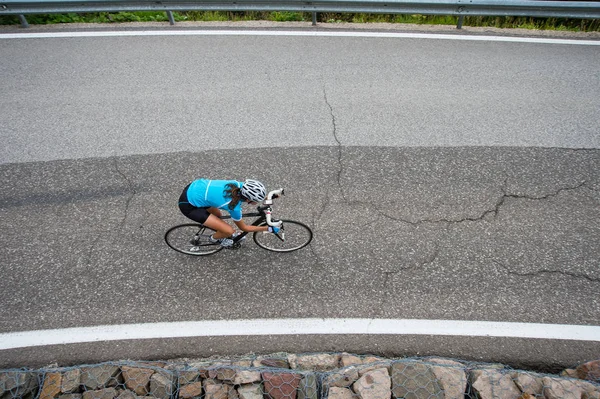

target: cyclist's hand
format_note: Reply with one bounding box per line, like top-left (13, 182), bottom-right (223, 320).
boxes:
top-left (268, 226), bottom-right (280, 234)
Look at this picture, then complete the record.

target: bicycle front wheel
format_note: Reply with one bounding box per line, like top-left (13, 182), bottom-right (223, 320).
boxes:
top-left (253, 220), bottom-right (313, 253)
top-left (164, 224), bottom-right (223, 256)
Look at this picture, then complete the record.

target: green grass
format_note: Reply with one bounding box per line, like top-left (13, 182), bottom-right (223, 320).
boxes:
top-left (269, 12), bottom-right (305, 22)
top-left (0, 11), bottom-right (185, 24)
top-left (1, 11), bottom-right (598, 31)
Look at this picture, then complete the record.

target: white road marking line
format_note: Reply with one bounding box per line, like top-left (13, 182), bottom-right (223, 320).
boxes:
top-left (1, 318), bottom-right (599, 350)
top-left (0, 29), bottom-right (599, 45)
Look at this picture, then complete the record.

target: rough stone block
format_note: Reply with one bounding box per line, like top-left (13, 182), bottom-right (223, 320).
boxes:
top-left (470, 369), bottom-right (520, 399)
top-left (362, 357), bottom-right (386, 364)
top-left (61, 369), bottom-right (81, 393)
top-left (232, 360), bottom-right (253, 368)
top-left (325, 367), bottom-right (359, 388)
top-left (178, 381), bottom-right (203, 399)
top-left (357, 362), bottom-right (392, 378)
top-left (298, 374), bottom-right (318, 399)
top-left (583, 392), bottom-right (600, 399)
top-left (424, 358), bottom-right (464, 368)
top-left (327, 387), bottom-right (354, 399)
top-left (511, 372), bottom-right (543, 396)
top-left (542, 377), bottom-right (582, 399)
top-left (115, 391), bottom-right (137, 399)
top-left (58, 394), bottom-right (83, 399)
top-left (187, 362), bottom-right (219, 379)
top-left (288, 354), bottom-right (340, 371)
top-left (204, 383), bottom-right (228, 399)
top-left (542, 376), bottom-right (599, 399)
top-left (353, 368), bottom-right (391, 399)
top-left (177, 370), bottom-right (201, 385)
top-left (80, 366), bottom-right (120, 390)
top-left (122, 366), bottom-right (154, 396)
top-left (561, 369), bottom-right (579, 379)
top-left (209, 368), bottom-right (236, 382)
top-left (228, 384), bottom-right (239, 399)
top-left (262, 371), bottom-right (302, 399)
top-left (0, 371), bottom-right (39, 398)
top-left (340, 354), bottom-right (362, 368)
top-left (430, 364), bottom-right (466, 399)
top-left (252, 358), bottom-right (290, 369)
top-left (82, 388), bottom-right (117, 399)
top-left (40, 372), bottom-right (62, 399)
top-left (233, 370), bottom-right (261, 385)
top-left (203, 378), bottom-right (217, 387)
top-left (576, 360), bottom-right (600, 383)
top-left (391, 362), bottom-right (442, 399)
top-left (237, 384), bottom-right (263, 399)
top-left (149, 372), bottom-right (173, 399)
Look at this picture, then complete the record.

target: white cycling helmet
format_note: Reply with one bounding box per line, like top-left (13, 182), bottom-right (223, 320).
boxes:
top-left (241, 179), bottom-right (267, 202)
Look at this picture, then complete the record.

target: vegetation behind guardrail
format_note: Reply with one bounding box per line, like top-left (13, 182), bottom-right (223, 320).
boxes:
top-left (0, 10), bottom-right (599, 31)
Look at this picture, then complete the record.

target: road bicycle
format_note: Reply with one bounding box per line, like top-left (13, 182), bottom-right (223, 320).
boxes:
top-left (164, 188), bottom-right (313, 256)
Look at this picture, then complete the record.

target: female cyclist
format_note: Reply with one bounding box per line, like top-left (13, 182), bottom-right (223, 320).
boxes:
top-left (178, 178), bottom-right (279, 248)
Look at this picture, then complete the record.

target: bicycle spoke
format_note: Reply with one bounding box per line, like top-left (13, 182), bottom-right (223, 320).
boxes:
top-left (253, 220), bottom-right (312, 253)
top-left (164, 224), bottom-right (223, 256)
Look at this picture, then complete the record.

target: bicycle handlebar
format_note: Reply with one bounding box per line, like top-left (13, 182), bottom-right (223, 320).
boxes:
top-left (263, 188), bottom-right (284, 227)
top-left (267, 188), bottom-right (284, 201)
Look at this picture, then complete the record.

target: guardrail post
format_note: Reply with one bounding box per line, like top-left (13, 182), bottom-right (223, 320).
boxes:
top-left (312, 12), bottom-right (317, 25)
top-left (457, 15), bottom-right (464, 29)
top-left (18, 14), bottom-right (29, 28)
top-left (166, 10), bottom-right (175, 25)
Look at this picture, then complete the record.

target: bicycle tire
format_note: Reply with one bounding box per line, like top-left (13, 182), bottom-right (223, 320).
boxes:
top-left (253, 220), bottom-right (313, 253)
top-left (164, 223), bottom-right (223, 256)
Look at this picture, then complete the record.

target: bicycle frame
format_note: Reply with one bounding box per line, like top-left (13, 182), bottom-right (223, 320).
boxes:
top-left (219, 189), bottom-right (285, 244)
top-left (218, 206), bottom-right (282, 244)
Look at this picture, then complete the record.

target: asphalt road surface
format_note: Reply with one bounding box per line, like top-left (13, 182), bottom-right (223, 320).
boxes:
top-left (0, 27), bottom-right (599, 369)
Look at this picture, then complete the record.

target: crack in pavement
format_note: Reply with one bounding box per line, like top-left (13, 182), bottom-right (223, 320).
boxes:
top-left (504, 181), bottom-right (588, 201)
top-left (308, 89), bottom-right (347, 266)
top-left (384, 248), bottom-right (441, 280)
top-left (307, 241), bottom-right (323, 266)
top-left (323, 88), bottom-right (344, 198)
top-left (113, 158), bottom-right (137, 229)
top-left (83, 236), bottom-right (99, 269)
top-left (377, 248), bottom-right (440, 316)
top-left (313, 187), bottom-right (331, 230)
top-left (376, 178), bottom-right (589, 226)
top-left (306, 89), bottom-right (345, 268)
top-left (372, 175), bottom-right (506, 225)
top-left (491, 260), bottom-right (600, 283)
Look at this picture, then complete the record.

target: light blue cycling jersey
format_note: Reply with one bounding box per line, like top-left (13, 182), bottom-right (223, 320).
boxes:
top-left (185, 179), bottom-right (244, 221)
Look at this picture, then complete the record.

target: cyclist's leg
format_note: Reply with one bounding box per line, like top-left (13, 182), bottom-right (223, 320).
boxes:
top-left (206, 207), bottom-right (223, 218)
top-left (179, 201), bottom-right (234, 240)
top-left (179, 202), bottom-right (211, 224)
top-left (202, 214), bottom-right (234, 239)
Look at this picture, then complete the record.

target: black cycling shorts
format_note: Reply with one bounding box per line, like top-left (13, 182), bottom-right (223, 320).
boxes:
top-left (178, 184), bottom-right (211, 224)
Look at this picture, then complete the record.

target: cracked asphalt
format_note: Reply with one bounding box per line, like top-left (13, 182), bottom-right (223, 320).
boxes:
top-left (0, 28), bottom-right (599, 368)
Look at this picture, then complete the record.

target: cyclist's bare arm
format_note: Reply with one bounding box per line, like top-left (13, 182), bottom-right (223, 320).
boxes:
top-left (234, 219), bottom-right (268, 233)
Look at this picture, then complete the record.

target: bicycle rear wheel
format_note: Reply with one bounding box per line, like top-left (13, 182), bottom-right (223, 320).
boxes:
top-left (164, 224), bottom-right (223, 256)
top-left (253, 220), bottom-right (313, 252)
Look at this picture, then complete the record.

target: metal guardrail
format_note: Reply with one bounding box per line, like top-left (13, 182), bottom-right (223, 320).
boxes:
top-left (1, 0), bottom-right (599, 29)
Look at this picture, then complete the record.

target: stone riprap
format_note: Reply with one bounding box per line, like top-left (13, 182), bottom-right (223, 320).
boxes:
top-left (1, 354), bottom-right (599, 399)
